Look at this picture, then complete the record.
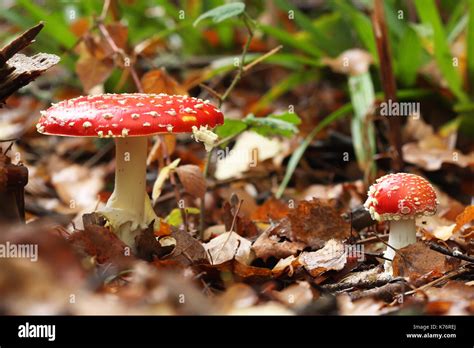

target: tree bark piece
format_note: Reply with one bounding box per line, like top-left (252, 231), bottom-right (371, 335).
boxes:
top-left (0, 22), bottom-right (60, 105)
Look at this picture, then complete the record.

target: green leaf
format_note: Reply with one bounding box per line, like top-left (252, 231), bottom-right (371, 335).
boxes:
top-left (16, 0), bottom-right (76, 48)
top-left (165, 207), bottom-right (200, 227)
top-left (268, 112), bottom-right (302, 126)
top-left (259, 24), bottom-right (323, 57)
top-left (275, 88), bottom-right (432, 198)
top-left (348, 72), bottom-right (376, 177)
top-left (252, 70), bottom-right (316, 114)
top-left (467, 0), bottom-right (474, 91)
top-left (396, 27), bottom-right (423, 86)
top-left (333, 0), bottom-right (377, 61)
top-left (193, 2), bottom-right (245, 26)
top-left (274, 0), bottom-right (338, 56)
top-left (215, 119), bottom-right (247, 139)
top-left (244, 113), bottom-right (301, 138)
top-left (414, 0), bottom-right (469, 102)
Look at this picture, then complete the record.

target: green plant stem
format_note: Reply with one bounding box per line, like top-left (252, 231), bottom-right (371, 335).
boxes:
top-left (199, 12), bottom-right (254, 238)
top-left (348, 72), bottom-right (377, 185)
top-left (275, 88), bottom-right (432, 199)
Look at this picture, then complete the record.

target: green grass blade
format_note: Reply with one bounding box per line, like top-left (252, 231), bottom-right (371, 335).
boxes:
top-left (275, 88), bottom-right (432, 198)
top-left (348, 72), bottom-right (377, 179)
top-left (414, 0), bottom-right (469, 102)
top-left (333, 0), bottom-right (377, 61)
top-left (396, 27), bottom-right (423, 86)
top-left (251, 70), bottom-right (316, 114)
top-left (467, 0), bottom-right (474, 91)
top-left (259, 24), bottom-right (323, 57)
top-left (274, 0), bottom-right (338, 56)
top-left (16, 0), bottom-right (76, 48)
top-left (276, 103), bottom-right (353, 199)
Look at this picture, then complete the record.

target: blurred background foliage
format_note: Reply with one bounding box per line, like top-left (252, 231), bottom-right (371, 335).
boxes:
top-left (1, 0), bottom-right (473, 127)
top-left (0, 0), bottom-right (473, 195)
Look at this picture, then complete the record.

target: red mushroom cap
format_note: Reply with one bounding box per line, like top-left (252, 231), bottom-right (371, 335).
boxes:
top-left (364, 173), bottom-right (438, 221)
top-left (36, 93), bottom-right (224, 138)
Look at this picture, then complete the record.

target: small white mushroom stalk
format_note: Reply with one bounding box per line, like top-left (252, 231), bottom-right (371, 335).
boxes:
top-left (383, 219), bottom-right (417, 261)
top-left (98, 137), bottom-right (159, 247)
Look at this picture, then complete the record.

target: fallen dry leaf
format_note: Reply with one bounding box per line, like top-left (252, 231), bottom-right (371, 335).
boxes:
top-left (176, 164), bottom-right (206, 199)
top-left (252, 227), bottom-right (305, 261)
top-left (151, 158), bottom-right (180, 204)
top-left (147, 135), bottom-right (176, 166)
top-left (250, 198), bottom-right (289, 221)
top-left (424, 281), bottom-right (474, 315)
top-left (403, 142), bottom-right (474, 171)
top-left (204, 231), bottom-right (254, 265)
top-left (272, 255), bottom-right (301, 277)
top-left (51, 163), bottom-right (105, 212)
top-left (272, 281), bottom-right (314, 308)
top-left (454, 205), bottom-right (474, 233)
top-left (337, 293), bottom-right (388, 315)
top-left (299, 239), bottom-right (347, 277)
top-left (214, 131), bottom-right (285, 180)
top-left (288, 199), bottom-right (351, 249)
top-left (392, 242), bottom-right (461, 284)
top-left (217, 283), bottom-right (258, 313)
top-left (163, 228), bottom-right (208, 266)
top-left (420, 215), bottom-right (456, 241)
top-left (69, 225), bottom-right (134, 268)
top-left (141, 68), bottom-right (187, 95)
top-left (75, 42), bottom-right (114, 93)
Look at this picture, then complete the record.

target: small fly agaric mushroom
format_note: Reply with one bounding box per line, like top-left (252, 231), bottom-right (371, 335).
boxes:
top-left (364, 173), bottom-right (438, 261)
top-left (37, 93), bottom-right (223, 247)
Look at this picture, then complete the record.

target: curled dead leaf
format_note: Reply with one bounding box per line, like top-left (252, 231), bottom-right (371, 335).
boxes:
top-left (175, 164), bottom-right (206, 199)
top-left (454, 205), bottom-right (474, 233)
top-left (425, 281), bottom-right (474, 315)
top-left (252, 227), bottom-right (305, 261)
top-left (392, 242), bottom-right (461, 285)
top-left (251, 198), bottom-right (290, 221)
top-left (141, 68), bottom-right (187, 95)
top-left (288, 199), bottom-right (351, 249)
top-left (299, 239), bottom-right (347, 277)
top-left (272, 281), bottom-right (315, 308)
top-left (203, 231), bottom-right (254, 265)
top-left (403, 142), bottom-right (474, 171)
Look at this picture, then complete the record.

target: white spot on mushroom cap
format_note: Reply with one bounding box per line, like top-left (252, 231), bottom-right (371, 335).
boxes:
top-left (83, 121), bottom-right (92, 128)
top-left (144, 111), bottom-right (159, 117)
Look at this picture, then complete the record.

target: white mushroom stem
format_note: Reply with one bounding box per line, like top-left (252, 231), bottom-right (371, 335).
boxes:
top-left (384, 219), bottom-right (417, 261)
top-left (99, 137), bottom-right (159, 247)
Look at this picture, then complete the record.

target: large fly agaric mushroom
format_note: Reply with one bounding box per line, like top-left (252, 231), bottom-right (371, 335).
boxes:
top-left (364, 173), bottom-right (438, 261)
top-left (37, 93), bottom-right (223, 247)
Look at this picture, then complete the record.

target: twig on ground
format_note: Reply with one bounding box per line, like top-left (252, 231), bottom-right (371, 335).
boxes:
top-left (324, 275), bottom-right (404, 292)
top-left (349, 280), bottom-right (408, 301)
top-left (403, 266), bottom-right (472, 297)
top-left (428, 242), bottom-right (474, 263)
